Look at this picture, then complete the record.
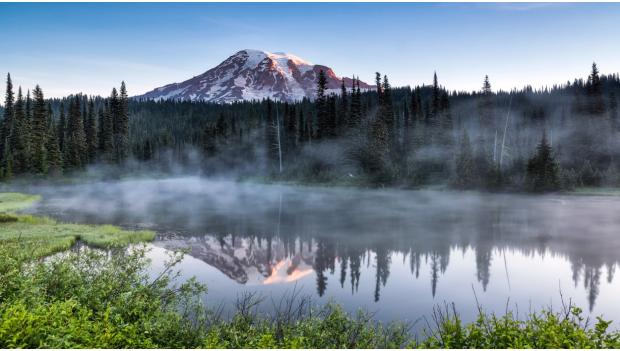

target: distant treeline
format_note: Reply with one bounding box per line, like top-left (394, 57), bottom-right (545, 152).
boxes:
top-left (2, 64), bottom-right (620, 191)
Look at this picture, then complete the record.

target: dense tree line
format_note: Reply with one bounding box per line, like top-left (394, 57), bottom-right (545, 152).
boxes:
top-left (0, 74), bottom-right (129, 178)
top-left (2, 63), bottom-right (620, 192)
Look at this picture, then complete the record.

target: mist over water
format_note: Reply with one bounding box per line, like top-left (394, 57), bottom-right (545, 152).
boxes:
top-left (20, 177), bottom-right (620, 328)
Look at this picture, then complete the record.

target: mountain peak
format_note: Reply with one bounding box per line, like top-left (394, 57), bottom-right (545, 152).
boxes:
top-left (136, 49), bottom-right (370, 103)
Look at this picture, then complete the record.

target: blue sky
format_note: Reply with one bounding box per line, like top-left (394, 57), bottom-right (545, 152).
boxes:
top-left (1, 2), bottom-right (619, 98)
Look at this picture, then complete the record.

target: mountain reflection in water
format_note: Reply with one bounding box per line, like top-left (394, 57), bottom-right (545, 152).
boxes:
top-left (23, 177), bottom-right (620, 324)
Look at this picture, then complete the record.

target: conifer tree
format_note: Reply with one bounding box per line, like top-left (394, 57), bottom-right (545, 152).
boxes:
top-left (297, 109), bottom-right (305, 144)
top-left (364, 76), bottom-right (390, 181)
top-left (12, 88), bottom-right (30, 174)
top-left (328, 95), bottom-right (337, 137)
top-left (285, 104), bottom-right (297, 154)
top-left (57, 103), bottom-right (66, 154)
top-left (264, 99), bottom-right (279, 169)
top-left (339, 78), bottom-right (348, 131)
top-left (1, 74), bottom-right (15, 175)
top-left (98, 105), bottom-right (114, 160)
top-left (109, 87), bottom-right (121, 162)
top-left (402, 102), bottom-right (411, 157)
top-left (478, 75), bottom-right (495, 144)
top-left (526, 133), bottom-right (560, 192)
top-left (410, 87), bottom-right (421, 127)
top-left (375, 72), bottom-right (383, 99)
top-left (116, 82), bottom-right (130, 162)
top-left (431, 72), bottom-right (441, 118)
top-left (315, 70), bottom-right (329, 138)
top-left (587, 62), bottom-right (605, 115)
top-left (65, 95), bottom-right (86, 169)
top-left (439, 91), bottom-right (453, 141)
top-left (454, 130), bottom-right (476, 189)
top-left (45, 103), bottom-right (63, 174)
top-left (348, 77), bottom-right (362, 128)
top-left (482, 75), bottom-right (492, 95)
top-left (86, 98), bottom-right (98, 162)
top-left (30, 85), bottom-right (48, 174)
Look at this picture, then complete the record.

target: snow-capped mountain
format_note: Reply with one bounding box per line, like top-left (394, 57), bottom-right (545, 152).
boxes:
top-left (136, 49), bottom-right (371, 103)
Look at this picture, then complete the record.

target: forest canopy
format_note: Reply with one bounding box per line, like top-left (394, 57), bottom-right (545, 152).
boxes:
top-left (1, 63), bottom-right (619, 192)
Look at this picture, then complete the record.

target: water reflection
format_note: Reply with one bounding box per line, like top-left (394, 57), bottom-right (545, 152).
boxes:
top-left (22, 177), bottom-right (620, 321)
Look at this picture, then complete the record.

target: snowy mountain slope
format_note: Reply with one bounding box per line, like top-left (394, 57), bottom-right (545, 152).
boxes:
top-left (136, 49), bottom-right (371, 103)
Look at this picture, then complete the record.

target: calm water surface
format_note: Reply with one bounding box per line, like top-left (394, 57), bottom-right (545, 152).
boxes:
top-left (23, 177), bottom-right (620, 328)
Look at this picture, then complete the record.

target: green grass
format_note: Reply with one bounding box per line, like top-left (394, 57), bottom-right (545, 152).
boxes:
top-left (570, 187), bottom-right (620, 196)
top-left (0, 192), bottom-right (41, 212)
top-left (0, 192), bottom-right (155, 258)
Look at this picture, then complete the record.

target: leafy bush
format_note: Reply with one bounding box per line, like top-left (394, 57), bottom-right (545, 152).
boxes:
top-left (419, 304), bottom-right (620, 348)
top-left (0, 244), bottom-right (207, 348)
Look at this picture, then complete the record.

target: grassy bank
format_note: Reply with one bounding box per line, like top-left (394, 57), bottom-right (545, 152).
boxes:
top-left (0, 192), bottom-right (155, 258)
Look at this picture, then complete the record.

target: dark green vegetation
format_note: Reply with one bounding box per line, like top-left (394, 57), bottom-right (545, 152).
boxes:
top-left (0, 76), bottom-right (129, 179)
top-left (2, 63), bottom-right (620, 192)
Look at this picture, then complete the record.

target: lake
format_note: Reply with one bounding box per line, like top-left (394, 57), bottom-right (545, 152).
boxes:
top-left (22, 176), bottom-right (620, 329)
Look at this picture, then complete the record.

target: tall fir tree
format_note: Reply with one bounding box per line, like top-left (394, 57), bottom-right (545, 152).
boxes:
top-left (116, 82), bottom-right (130, 162)
top-left (315, 70), bottom-right (330, 138)
top-left (109, 87), bottom-right (120, 162)
top-left (65, 95), bottom-right (86, 169)
top-left (431, 72), bottom-right (441, 119)
top-left (85, 98), bottom-right (98, 162)
top-left (339, 78), bottom-right (348, 131)
top-left (57, 103), bottom-right (66, 154)
top-left (12, 88), bottom-right (30, 174)
top-left (285, 104), bottom-right (297, 155)
top-left (587, 62), bottom-right (605, 115)
top-left (45, 102), bottom-right (63, 174)
top-left (99, 103), bottom-right (114, 162)
top-left (328, 95), bottom-right (337, 137)
top-left (348, 77), bottom-right (362, 128)
top-left (297, 109), bottom-right (305, 144)
top-left (1, 73), bottom-right (15, 176)
top-left (30, 85), bottom-right (48, 174)
top-left (526, 133), bottom-right (560, 192)
top-left (264, 99), bottom-right (279, 169)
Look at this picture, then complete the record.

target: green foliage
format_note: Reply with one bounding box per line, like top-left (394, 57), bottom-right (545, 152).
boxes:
top-left (419, 305), bottom-right (620, 348)
top-left (203, 304), bottom-right (410, 349)
top-left (0, 245), bottom-right (207, 348)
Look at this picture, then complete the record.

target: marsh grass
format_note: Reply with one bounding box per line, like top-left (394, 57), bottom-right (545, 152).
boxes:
top-left (0, 192), bottom-right (155, 258)
top-left (0, 192), bottom-right (41, 212)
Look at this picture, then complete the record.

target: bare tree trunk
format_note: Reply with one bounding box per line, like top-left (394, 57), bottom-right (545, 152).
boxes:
top-left (493, 129), bottom-right (498, 163)
top-left (499, 96), bottom-right (512, 170)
